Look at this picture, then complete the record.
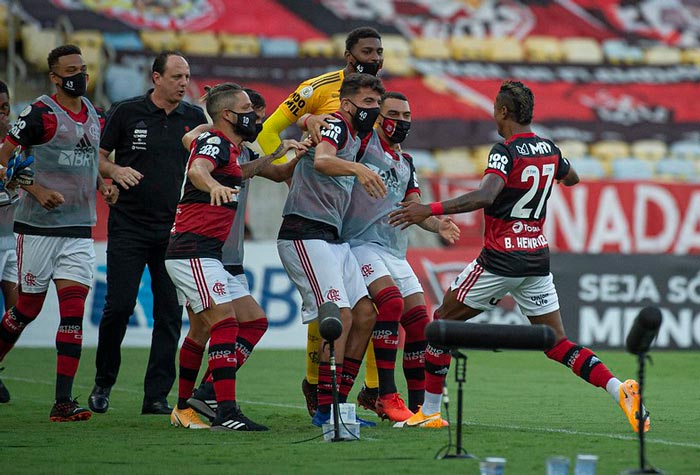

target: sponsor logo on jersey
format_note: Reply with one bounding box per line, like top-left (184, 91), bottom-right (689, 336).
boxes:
top-left (529, 293), bottom-right (549, 306)
top-left (320, 123), bottom-right (342, 143)
top-left (326, 288), bottom-right (341, 302)
top-left (58, 136), bottom-right (96, 167)
top-left (361, 263), bottom-right (374, 277)
top-left (516, 144), bottom-right (530, 155)
top-left (300, 86), bottom-right (314, 99)
top-left (209, 349), bottom-right (237, 363)
top-left (488, 152), bottom-right (508, 173)
top-left (89, 123), bottom-right (100, 141)
top-left (18, 105), bottom-right (31, 117)
top-left (511, 221), bottom-right (541, 234)
top-left (132, 124), bottom-right (148, 151)
top-left (207, 136), bottom-right (222, 145)
top-left (528, 141), bottom-right (552, 155)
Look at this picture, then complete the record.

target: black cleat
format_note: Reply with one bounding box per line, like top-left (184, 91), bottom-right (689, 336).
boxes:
top-left (88, 385), bottom-right (111, 413)
top-left (187, 382), bottom-right (217, 422)
top-left (357, 384), bottom-right (380, 416)
top-left (141, 400), bottom-right (173, 415)
top-left (301, 378), bottom-right (317, 417)
top-left (211, 403), bottom-right (269, 432)
top-left (50, 399), bottom-right (92, 422)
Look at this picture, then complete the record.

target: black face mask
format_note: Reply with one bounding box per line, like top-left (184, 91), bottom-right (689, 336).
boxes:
top-left (54, 72), bottom-right (87, 97)
top-left (255, 123), bottom-right (263, 136)
top-left (226, 110), bottom-right (259, 141)
top-left (348, 101), bottom-right (380, 134)
top-left (349, 52), bottom-right (380, 76)
top-left (380, 115), bottom-right (411, 144)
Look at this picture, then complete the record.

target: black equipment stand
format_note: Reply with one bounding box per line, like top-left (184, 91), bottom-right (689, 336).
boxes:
top-left (438, 350), bottom-right (477, 459)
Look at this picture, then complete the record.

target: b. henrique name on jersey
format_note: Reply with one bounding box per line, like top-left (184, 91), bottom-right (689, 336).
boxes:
top-left (477, 132), bottom-right (570, 277)
top-left (166, 130), bottom-right (242, 260)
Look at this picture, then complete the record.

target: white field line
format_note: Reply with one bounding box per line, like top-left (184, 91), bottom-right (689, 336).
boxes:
top-left (5, 375), bottom-right (699, 449)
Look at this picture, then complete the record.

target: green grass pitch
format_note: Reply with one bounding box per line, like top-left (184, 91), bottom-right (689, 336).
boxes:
top-left (1, 348), bottom-right (698, 474)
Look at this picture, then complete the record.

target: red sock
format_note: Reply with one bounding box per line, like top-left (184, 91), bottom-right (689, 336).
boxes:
top-left (0, 292), bottom-right (45, 361)
top-left (424, 343), bottom-right (451, 395)
top-left (339, 357), bottom-right (361, 400)
top-left (178, 337), bottom-right (204, 409)
top-left (55, 286), bottom-right (88, 401)
top-left (235, 317), bottom-right (268, 369)
top-left (372, 286), bottom-right (404, 396)
top-left (208, 318), bottom-right (239, 404)
top-left (317, 361), bottom-right (333, 409)
top-left (545, 338), bottom-right (614, 389)
top-left (401, 304), bottom-right (429, 411)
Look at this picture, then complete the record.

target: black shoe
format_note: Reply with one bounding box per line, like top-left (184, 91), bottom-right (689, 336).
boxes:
top-left (88, 385), bottom-right (111, 413)
top-left (141, 399), bottom-right (173, 415)
top-left (186, 382), bottom-right (217, 422)
top-left (50, 399), bottom-right (92, 422)
top-left (0, 369), bottom-right (10, 404)
top-left (211, 403), bottom-right (269, 432)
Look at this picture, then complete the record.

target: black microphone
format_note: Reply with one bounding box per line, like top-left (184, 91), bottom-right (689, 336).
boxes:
top-left (318, 302), bottom-right (343, 342)
top-left (425, 321), bottom-right (556, 351)
top-left (626, 306), bottom-right (662, 354)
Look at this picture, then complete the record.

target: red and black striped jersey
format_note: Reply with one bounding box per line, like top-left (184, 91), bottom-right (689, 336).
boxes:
top-left (476, 132), bottom-right (570, 277)
top-left (166, 129), bottom-right (242, 260)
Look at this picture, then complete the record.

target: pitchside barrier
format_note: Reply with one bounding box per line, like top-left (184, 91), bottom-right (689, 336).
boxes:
top-left (14, 242), bottom-right (700, 350)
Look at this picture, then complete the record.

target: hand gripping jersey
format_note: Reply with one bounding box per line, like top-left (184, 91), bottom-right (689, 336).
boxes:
top-left (220, 146), bottom-right (257, 267)
top-left (477, 132), bottom-right (570, 277)
top-left (166, 130), bottom-right (242, 260)
top-left (14, 95), bottom-right (100, 229)
top-left (280, 112), bottom-right (361, 238)
top-left (342, 130), bottom-right (420, 258)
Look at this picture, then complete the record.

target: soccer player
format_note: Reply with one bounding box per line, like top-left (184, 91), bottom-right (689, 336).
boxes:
top-left (257, 27), bottom-right (384, 414)
top-left (0, 80), bottom-right (18, 404)
top-left (389, 80), bottom-right (650, 434)
top-left (339, 92), bottom-right (460, 421)
top-left (165, 83), bottom-right (305, 431)
top-left (276, 73), bottom-right (386, 427)
top-left (0, 44), bottom-right (117, 421)
top-left (177, 89), bottom-right (308, 423)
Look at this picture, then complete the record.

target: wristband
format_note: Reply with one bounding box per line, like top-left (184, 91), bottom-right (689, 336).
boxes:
top-left (429, 202), bottom-right (444, 216)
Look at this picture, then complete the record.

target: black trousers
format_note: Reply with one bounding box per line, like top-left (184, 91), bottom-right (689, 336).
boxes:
top-left (94, 211), bottom-right (182, 403)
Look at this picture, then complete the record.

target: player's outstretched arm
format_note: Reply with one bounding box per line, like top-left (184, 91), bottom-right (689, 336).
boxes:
top-left (403, 191), bottom-right (460, 242)
top-left (187, 157), bottom-right (238, 206)
top-left (314, 141), bottom-right (387, 199)
top-left (559, 165), bottom-right (579, 187)
top-left (257, 108), bottom-right (294, 155)
top-left (296, 113), bottom-right (335, 144)
top-left (241, 138), bottom-right (310, 180)
top-left (182, 123), bottom-right (212, 150)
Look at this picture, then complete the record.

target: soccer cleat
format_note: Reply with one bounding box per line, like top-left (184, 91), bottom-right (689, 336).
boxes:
top-left (376, 393), bottom-right (414, 422)
top-left (170, 406), bottom-right (210, 429)
top-left (301, 378), bottom-right (317, 417)
top-left (356, 384), bottom-right (380, 416)
top-left (619, 379), bottom-right (650, 433)
top-left (311, 409), bottom-right (377, 428)
top-left (211, 403), bottom-right (269, 432)
top-left (187, 382), bottom-right (217, 422)
top-left (49, 399), bottom-right (92, 422)
top-left (404, 405), bottom-right (443, 428)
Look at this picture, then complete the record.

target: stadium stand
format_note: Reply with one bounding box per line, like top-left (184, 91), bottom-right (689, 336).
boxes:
top-left (178, 32), bottom-right (220, 56)
top-left (412, 36), bottom-right (451, 60)
top-left (523, 35), bottom-right (563, 63)
top-left (612, 158), bottom-right (654, 181)
top-left (655, 158), bottom-right (696, 182)
top-left (488, 36), bottom-right (525, 62)
top-left (560, 37), bottom-right (604, 64)
top-left (298, 38), bottom-right (335, 58)
top-left (219, 34), bottom-right (260, 57)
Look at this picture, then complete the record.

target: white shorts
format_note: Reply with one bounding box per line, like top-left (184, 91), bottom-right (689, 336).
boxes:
top-left (17, 234), bottom-right (95, 293)
top-left (277, 239), bottom-right (368, 324)
top-left (165, 258), bottom-right (236, 314)
top-left (451, 260), bottom-right (560, 316)
top-left (228, 271), bottom-right (251, 301)
top-left (0, 248), bottom-right (17, 283)
top-left (350, 242), bottom-right (423, 297)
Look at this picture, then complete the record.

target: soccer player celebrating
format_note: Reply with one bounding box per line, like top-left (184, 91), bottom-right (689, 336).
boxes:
top-left (0, 45), bottom-right (117, 421)
top-left (390, 80), bottom-right (649, 433)
top-left (179, 89), bottom-right (308, 423)
top-left (165, 83), bottom-right (305, 431)
top-left (338, 92), bottom-right (460, 421)
top-left (258, 27), bottom-right (385, 414)
top-left (276, 73), bottom-right (386, 427)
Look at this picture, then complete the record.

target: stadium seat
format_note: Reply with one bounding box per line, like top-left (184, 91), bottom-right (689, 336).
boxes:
top-left (571, 156), bottom-right (607, 179)
top-left (471, 144), bottom-right (493, 169)
top-left (140, 30), bottom-right (179, 52)
top-left (21, 25), bottom-right (63, 71)
top-left (299, 38), bottom-right (335, 58)
top-left (404, 149), bottom-right (437, 176)
top-left (655, 158), bottom-right (696, 181)
top-left (67, 30), bottom-right (103, 50)
top-left (260, 37), bottom-right (298, 57)
top-left (487, 36), bottom-right (525, 62)
top-left (434, 148), bottom-right (476, 176)
top-left (178, 32), bottom-right (219, 56)
top-left (381, 34), bottom-right (412, 58)
top-left (105, 64), bottom-right (146, 102)
top-left (557, 140), bottom-right (589, 159)
top-left (561, 37), bottom-right (603, 64)
top-left (603, 39), bottom-right (644, 64)
top-left (382, 55), bottom-right (414, 77)
top-left (611, 158), bottom-right (654, 180)
top-left (590, 140), bottom-right (630, 162)
top-left (412, 37), bottom-right (451, 60)
top-left (631, 139), bottom-right (667, 162)
top-left (681, 48), bottom-right (700, 65)
top-left (449, 36), bottom-right (489, 61)
top-left (523, 36), bottom-right (562, 63)
top-left (645, 45), bottom-right (682, 65)
top-left (219, 34), bottom-right (260, 57)
top-left (103, 31), bottom-right (144, 52)
top-left (670, 140), bottom-right (700, 160)
top-left (331, 33), bottom-right (348, 58)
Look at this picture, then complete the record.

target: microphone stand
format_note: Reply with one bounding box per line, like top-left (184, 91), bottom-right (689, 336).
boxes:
top-left (328, 340), bottom-right (343, 442)
top-left (439, 350), bottom-right (476, 459)
top-left (622, 353), bottom-right (663, 474)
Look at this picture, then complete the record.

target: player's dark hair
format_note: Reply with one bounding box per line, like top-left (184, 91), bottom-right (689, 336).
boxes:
top-left (380, 91), bottom-right (408, 103)
top-left (47, 44), bottom-right (82, 71)
top-left (0, 80), bottom-right (8, 95)
top-left (345, 27), bottom-right (381, 51)
top-left (152, 50), bottom-right (185, 75)
top-left (244, 88), bottom-right (265, 110)
top-left (204, 82), bottom-right (244, 120)
top-left (497, 80), bottom-right (534, 125)
top-left (340, 73), bottom-right (385, 99)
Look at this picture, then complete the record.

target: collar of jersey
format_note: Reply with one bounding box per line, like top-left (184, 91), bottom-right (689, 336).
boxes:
top-left (504, 132), bottom-right (536, 144)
